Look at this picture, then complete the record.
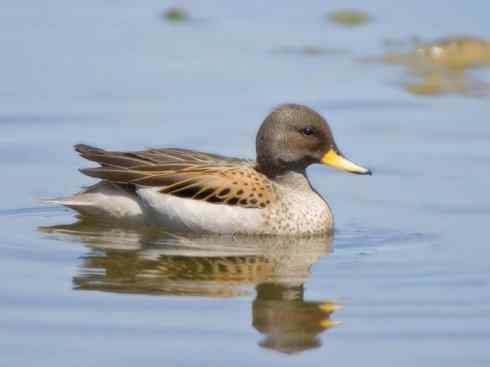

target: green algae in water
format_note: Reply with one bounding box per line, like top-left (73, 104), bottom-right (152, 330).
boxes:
top-left (272, 45), bottom-right (347, 56)
top-left (328, 10), bottom-right (371, 27)
top-left (413, 37), bottom-right (490, 69)
top-left (367, 36), bottom-right (490, 69)
top-left (163, 7), bottom-right (189, 22)
top-left (403, 71), bottom-right (489, 97)
top-left (302, 46), bottom-right (340, 55)
top-left (362, 36), bottom-right (490, 97)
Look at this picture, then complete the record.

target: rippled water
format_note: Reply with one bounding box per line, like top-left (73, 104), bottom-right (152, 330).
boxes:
top-left (1, 1), bottom-right (490, 366)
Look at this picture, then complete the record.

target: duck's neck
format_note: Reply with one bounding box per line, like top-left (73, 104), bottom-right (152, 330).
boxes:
top-left (273, 170), bottom-right (312, 191)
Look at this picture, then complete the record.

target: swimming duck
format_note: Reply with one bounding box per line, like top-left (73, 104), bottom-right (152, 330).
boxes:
top-left (49, 104), bottom-right (371, 235)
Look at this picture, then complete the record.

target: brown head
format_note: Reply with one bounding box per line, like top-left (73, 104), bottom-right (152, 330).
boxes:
top-left (256, 104), bottom-right (371, 176)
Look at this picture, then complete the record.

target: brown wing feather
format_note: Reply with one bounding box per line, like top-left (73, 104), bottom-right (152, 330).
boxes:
top-left (75, 144), bottom-right (275, 209)
top-left (75, 144), bottom-right (234, 167)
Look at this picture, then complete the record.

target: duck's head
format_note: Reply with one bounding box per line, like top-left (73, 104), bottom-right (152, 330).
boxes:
top-left (256, 104), bottom-right (371, 176)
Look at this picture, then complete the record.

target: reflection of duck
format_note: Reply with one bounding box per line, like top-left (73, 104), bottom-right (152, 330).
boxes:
top-left (40, 220), bottom-right (341, 353)
top-left (253, 283), bottom-right (340, 354)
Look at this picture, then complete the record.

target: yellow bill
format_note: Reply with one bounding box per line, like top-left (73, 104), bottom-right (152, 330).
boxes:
top-left (318, 302), bottom-right (342, 313)
top-left (319, 319), bottom-right (343, 329)
top-left (320, 149), bottom-right (371, 175)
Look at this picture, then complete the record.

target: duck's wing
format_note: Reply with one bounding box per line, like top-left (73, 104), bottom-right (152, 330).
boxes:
top-left (75, 144), bottom-right (275, 209)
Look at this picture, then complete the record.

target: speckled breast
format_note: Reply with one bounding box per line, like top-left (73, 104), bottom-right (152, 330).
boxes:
top-left (260, 185), bottom-right (333, 235)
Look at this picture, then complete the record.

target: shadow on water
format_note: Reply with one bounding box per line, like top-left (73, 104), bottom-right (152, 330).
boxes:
top-left (39, 218), bottom-right (340, 354)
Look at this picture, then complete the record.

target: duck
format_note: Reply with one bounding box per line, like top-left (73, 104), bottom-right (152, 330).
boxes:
top-left (47, 104), bottom-right (371, 235)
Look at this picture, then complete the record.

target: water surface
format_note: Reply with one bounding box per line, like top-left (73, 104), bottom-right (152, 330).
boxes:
top-left (1, 0), bottom-right (490, 365)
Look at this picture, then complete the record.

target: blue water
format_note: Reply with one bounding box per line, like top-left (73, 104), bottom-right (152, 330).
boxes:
top-left (1, 1), bottom-right (490, 365)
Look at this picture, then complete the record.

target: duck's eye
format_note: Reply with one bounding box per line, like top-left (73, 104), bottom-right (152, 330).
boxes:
top-left (302, 127), bottom-right (314, 136)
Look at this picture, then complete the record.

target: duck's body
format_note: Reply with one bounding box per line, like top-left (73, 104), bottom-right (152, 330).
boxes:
top-left (49, 104), bottom-right (370, 235)
top-left (52, 154), bottom-right (333, 235)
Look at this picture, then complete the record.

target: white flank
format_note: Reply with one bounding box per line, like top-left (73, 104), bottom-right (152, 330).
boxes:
top-left (136, 187), bottom-right (264, 234)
